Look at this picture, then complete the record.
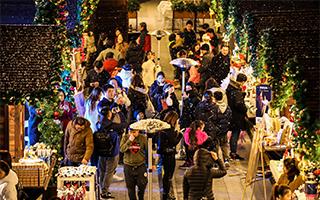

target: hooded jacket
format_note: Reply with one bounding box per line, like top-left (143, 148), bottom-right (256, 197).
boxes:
top-left (64, 118), bottom-right (94, 163)
top-left (103, 59), bottom-right (118, 75)
top-left (226, 79), bottom-right (247, 131)
top-left (115, 69), bottom-right (133, 90)
top-left (0, 170), bottom-right (18, 200)
top-left (194, 100), bottom-right (222, 138)
top-left (215, 101), bottom-right (232, 135)
top-left (183, 148), bottom-right (227, 200)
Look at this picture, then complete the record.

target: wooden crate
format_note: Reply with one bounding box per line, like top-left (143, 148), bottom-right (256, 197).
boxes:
top-left (12, 163), bottom-right (45, 187)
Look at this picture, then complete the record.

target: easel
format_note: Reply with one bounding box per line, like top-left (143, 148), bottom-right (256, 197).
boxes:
top-left (242, 107), bottom-right (268, 200)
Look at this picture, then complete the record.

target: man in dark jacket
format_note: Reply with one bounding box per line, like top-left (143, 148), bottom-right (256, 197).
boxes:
top-left (198, 44), bottom-right (214, 95)
top-left (64, 117), bottom-right (94, 166)
top-left (213, 91), bottom-right (232, 167)
top-left (85, 60), bottom-right (111, 94)
top-left (183, 148), bottom-right (227, 200)
top-left (137, 22), bottom-right (151, 52)
top-left (210, 45), bottom-right (230, 86)
top-left (194, 91), bottom-right (222, 150)
top-left (181, 20), bottom-right (197, 50)
top-left (226, 73), bottom-right (247, 161)
top-left (99, 106), bottom-right (128, 199)
top-left (98, 84), bottom-right (121, 117)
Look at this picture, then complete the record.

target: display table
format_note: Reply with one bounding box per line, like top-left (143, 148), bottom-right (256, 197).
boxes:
top-left (57, 176), bottom-right (95, 200)
top-left (269, 160), bottom-right (283, 182)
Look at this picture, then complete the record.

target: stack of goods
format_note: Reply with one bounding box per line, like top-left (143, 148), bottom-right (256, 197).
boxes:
top-left (262, 116), bottom-right (293, 147)
top-left (56, 165), bottom-right (97, 178)
top-left (57, 182), bottom-right (87, 200)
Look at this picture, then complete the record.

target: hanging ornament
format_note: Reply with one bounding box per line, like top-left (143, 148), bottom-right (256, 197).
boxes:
top-left (37, 109), bottom-right (42, 115)
top-left (54, 111), bottom-right (59, 116)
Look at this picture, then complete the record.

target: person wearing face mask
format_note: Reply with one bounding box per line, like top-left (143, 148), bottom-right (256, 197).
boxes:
top-left (210, 44), bottom-right (231, 86)
top-left (157, 83), bottom-right (180, 119)
top-left (158, 111), bottom-right (183, 200)
top-left (150, 71), bottom-right (166, 110)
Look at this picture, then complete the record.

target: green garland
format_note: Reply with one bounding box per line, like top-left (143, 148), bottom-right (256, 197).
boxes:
top-left (252, 27), bottom-right (275, 79)
top-left (224, 0), bottom-right (241, 38)
top-left (210, 0), bottom-right (224, 24)
top-left (171, 0), bottom-right (210, 13)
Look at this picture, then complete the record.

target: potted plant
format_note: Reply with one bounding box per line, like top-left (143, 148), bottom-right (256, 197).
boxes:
top-left (128, 0), bottom-right (141, 13)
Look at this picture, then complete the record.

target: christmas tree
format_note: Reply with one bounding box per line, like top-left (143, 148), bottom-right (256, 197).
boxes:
top-left (210, 0), bottom-right (224, 25)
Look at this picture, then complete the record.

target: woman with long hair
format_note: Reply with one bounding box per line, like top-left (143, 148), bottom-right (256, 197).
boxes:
top-left (158, 111), bottom-right (183, 200)
top-left (270, 184), bottom-right (292, 200)
top-left (127, 74), bottom-right (149, 122)
top-left (84, 86), bottom-right (102, 132)
top-left (276, 157), bottom-right (306, 192)
top-left (180, 120), bottom-right (208, 169)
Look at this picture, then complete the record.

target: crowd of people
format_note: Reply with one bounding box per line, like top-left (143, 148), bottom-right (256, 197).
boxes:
top-left (14, 21), bottom-right (305, 200)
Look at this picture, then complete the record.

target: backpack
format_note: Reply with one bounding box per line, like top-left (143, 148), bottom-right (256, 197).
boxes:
top-left (93, 122), bottom-right (114, 157)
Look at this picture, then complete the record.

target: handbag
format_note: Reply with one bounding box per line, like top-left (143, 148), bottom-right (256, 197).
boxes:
top-left (145, 96), bottom-right (155, 118)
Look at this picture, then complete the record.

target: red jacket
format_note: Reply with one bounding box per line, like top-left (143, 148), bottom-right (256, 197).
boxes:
top-left (103, 59), bottom-right (118, 75)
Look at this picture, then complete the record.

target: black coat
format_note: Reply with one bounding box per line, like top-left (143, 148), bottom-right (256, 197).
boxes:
top-left (127, 85), bottom-right (149, 121)
top-left (125, 45), bottom-right (145, 72)
top-left (210, 53), bottom-right (230, 85)
top-left (182, 28), bottom-right (197, 49)
top-left (181, 89), bottom-right (201, 128)
top-left (198, 52), bottom-right (214, 86)
top-left (149, 81), bottom-right (164, 110)
top-left (226, 80), bottom-right (247, 132)
top-left (194, 100), bottom-right (222, 139)
top-left (183, 148), bottom-right (227, 200)
top-left (215, 102), bottom-right (233, 135)
top-left (157, 127), bottom-right (183, 156)
top-left (85, 69), bottom-right (111, 94)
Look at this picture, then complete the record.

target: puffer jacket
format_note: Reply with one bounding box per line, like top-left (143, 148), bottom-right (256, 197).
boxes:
top-left (226, 79), bottom-right (247, 131)
top-left (210, 52), bottom-right (230, 85)
top-left (198, 52), bottom-right (214, 87)
top-left (183, 148), bottom-right (227, 200)
top-left (64, 118), bottom-right (94, 163)
top-left (215, 101), bottom-right (232, 135)
top-left (193, 100), bottom-right (222, 139)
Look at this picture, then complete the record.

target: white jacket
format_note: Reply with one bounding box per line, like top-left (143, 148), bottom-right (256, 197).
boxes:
top-left (202, 87), bottom-right (228, 105)
top-left (141, 60), bottom-right (161, 87)
top-left (0, 170), bottom-right (18, 200)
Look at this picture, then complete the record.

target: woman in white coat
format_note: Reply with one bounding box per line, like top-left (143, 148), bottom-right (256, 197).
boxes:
top-left (0, 150), bottom-right (18, 200)
top-left (141, 51), bottom-right (161, 89)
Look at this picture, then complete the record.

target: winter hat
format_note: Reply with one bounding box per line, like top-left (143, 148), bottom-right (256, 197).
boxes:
top-left (122, 64), bottom-right (132, 71)
top-left (134, 110), bottom-right (144, 119)
top-left (200, 44), bottom-right (210, 51)
top-left (163, 83), bottom-right (173, 91)
top-left (202, 23), bottom-right (209, 30)
top-left (202, 33), bottom-right (211, 41)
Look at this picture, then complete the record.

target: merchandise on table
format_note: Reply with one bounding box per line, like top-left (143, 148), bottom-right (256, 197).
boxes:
top-left (56, 165), bottom-right (97, 178)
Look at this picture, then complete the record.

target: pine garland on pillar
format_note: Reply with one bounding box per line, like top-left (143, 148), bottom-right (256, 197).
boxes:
top-left (224, 0), bottom-right (241, 38)
top-left (221, 0), bottom-right (229, 23)
top-left (252, 27), bottom-right (276, 80)
top-left (210, 0), bottom-right (224, 25)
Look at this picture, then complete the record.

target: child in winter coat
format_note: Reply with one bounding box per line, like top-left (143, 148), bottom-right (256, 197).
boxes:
top-left (0, 150), bottom-right (18, 200)
top-left (179, 120), bottom-right (208, 169)
top-left (213, 91), bottom-right (232, 167)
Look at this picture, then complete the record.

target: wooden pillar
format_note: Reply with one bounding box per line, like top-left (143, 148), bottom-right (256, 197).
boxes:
top-left (0, 105), bottom-right (25, 162)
